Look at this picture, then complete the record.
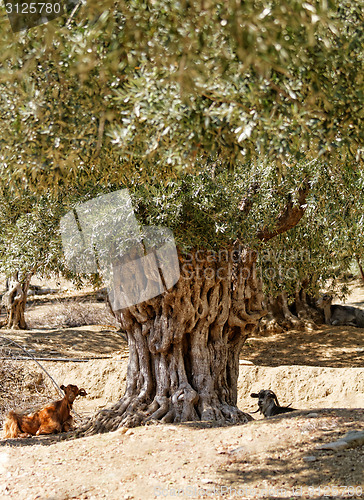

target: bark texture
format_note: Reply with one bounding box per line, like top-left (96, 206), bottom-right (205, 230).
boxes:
top-left (1, 273), bottom-right (31, 330)
top-left (256, 183), bottom-right (310, 242)
top-left (356, 256), bottom-right (364, 284)
top-left (78, 246), bottom-right (265, 435)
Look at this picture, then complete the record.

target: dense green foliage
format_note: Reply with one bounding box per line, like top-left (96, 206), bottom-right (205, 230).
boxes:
top-left (0, 192), bottom-right (65, 279)
top-left (0, 0), bottom-right (362, 186)
top-left (0, 0), bottom-right (363, 287)
top-left (259, 165), bottom-right (364, 297)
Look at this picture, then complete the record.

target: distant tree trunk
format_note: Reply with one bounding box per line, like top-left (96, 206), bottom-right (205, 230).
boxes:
top-left (1, 272), bottom-right (32, 329)
top-left (356, 255), bottom-right (364, 284)
top-left (258, 282), bottom-right (324, 335)
top-left (258, 292), bottom-right (299, 334)
top-left (78, 246), bottom-right (265, 434)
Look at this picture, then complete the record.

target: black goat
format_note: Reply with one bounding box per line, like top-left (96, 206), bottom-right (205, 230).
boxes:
top-left (317, 294), bottom-right (364, 328)
top-left (251, 389), bottom-right (297, 417)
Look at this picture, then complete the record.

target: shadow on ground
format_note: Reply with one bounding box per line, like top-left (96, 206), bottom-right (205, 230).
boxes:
top-left (241, 325), bottom-right (364, 368)
top-left (0, 432), bottom-right (75, 448)
top-left (217, 408), bottom-right (364, 492)
top-left (0, 326), bottom-right (127, 359)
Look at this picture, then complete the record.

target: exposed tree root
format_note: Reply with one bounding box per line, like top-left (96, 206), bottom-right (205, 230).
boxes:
top-left (77, 393), bottom-right (253, 437)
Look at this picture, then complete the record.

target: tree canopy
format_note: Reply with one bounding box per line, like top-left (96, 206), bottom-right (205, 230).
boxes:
top-left (0, 1), bottom-right (362, 185)
top-left (0, 0), bottom-right (363, 269)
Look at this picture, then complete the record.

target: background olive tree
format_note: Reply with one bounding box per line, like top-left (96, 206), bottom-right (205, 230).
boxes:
top-left (0, 193), bottom-right (66, 328)
top-left (257, 164), bottom-right (364, 332)
top-left (0, 186), bottom-right (108, 329)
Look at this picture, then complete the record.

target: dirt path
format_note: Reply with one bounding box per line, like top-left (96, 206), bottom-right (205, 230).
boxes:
top-left (1, 409), bottom-right (363, 500)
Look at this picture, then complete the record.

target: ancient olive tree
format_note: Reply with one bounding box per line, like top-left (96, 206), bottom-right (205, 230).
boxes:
top-left (0, 0), bottom-right (362, 428)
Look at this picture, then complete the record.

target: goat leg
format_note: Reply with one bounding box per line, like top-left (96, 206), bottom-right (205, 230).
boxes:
top-left (36, 422), bottom-right (62, 435)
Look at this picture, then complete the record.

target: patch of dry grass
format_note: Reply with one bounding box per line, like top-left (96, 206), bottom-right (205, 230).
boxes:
top-left (26, 300), bottom-right (120, 329)
top-left (0, 346), bottom-right (51, 426)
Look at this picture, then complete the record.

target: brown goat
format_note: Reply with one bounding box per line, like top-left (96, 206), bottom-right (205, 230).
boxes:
top-left (3, 384), bottom-right (87, 439)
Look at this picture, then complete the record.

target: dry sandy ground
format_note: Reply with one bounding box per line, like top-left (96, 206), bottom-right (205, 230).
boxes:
top-left (0, 281), bottom-right (363, 499)
top-left (0, 408), bottom-right (363, 500)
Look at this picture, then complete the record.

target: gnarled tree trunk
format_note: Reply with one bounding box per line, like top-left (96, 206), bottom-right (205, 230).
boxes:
top-left (1, 272), bottom-right (32, 330)
top-left (258, 283), bottom-right (324, 335)
top-left (78, 246), bottom-right (265, 434)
